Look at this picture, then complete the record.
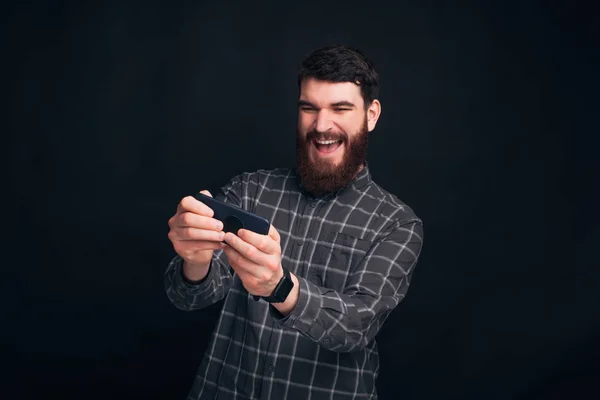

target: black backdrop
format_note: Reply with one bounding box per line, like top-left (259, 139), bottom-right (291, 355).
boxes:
top-left (7, 1), bottom-right (597, 399)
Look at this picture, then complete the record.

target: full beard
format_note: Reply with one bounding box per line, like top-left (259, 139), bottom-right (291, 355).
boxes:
top-left (296, 117), bottom-right (369, 197)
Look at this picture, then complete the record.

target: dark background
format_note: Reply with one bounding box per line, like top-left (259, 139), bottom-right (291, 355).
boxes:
top-left (6, 1), bottom-right (597, 399)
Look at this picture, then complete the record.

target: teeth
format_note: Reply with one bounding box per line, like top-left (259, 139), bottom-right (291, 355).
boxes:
top-left (315, 139), bottom-right (339, 144)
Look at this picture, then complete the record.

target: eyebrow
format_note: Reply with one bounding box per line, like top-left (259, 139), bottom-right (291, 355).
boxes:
top-left (298, 100), bottom-right (318, 109)
top-left (298, 100), bottom-right (356, 109)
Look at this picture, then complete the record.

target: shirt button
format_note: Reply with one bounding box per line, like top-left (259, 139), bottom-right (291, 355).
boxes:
top-left (310, 202), bottom-right (317, 208)
top-left (268, 364), bottom-right (275, 373)
top-left (309, 274), bottom-right (321, 285)
top-left (323, 338), bottom-right (330, 346)
top-left (297, 240), bottom-right (303, 246)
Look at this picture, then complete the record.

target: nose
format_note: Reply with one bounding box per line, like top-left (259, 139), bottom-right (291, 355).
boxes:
top-left (314, 110), bottom-right (333, 133)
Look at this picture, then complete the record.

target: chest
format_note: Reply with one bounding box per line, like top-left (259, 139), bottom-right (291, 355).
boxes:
top-left (254, 192), bottom-right (377, 291)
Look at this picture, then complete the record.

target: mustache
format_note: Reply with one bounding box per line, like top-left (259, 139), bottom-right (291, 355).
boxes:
top-left (306, 130), bottom-right (347, 142)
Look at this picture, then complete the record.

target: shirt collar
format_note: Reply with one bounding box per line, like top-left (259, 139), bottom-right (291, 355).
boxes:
top-left (348, 161), bottom-right (371, 192)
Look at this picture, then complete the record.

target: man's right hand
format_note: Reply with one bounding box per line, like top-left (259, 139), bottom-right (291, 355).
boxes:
top-left (168, 190), bottom-right (225, 280)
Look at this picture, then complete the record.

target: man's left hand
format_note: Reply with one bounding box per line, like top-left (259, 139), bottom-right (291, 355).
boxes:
top-left (222, 225), bottom-right (284, 297)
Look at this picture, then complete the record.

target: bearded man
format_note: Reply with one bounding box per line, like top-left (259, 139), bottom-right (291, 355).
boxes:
top-left (165, 45), bottom-right (424, 400)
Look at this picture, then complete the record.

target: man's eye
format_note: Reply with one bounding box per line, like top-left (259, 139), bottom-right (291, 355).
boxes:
top-left (301, 107), bottom-right (316, 112)
top-left (334, 108), bottom-right (351, 112)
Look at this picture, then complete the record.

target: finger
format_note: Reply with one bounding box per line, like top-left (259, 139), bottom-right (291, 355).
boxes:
top-left (223, 232), bottom-right (274, 270)
top-left (229, 261), bottom-right (253, 281)
top-left (174, 240), bottom-right (226, 252)
top-left (226, 260), bottom-right (259, 295)
top-left (199, 190), bottom-right (213, 197)
top-left (177, 195), bottom-right (214, 217)
top-left (268, 225), bottom-right (281, 243)
top-left (223, 244), bottom-right (263, 279)
top-left (237, 229), bottom-right (278, 255)
top-left (171, 227), bottom-right (226, 242)
top-left (178, 212), bottom-right (224, 231)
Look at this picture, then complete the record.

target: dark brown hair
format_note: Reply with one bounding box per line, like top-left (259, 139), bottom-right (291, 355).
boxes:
top-left (297, 45), bottom-right (380, 107)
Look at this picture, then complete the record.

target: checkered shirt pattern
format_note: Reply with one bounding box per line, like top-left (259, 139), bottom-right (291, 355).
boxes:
top-left (165, 164), bottom-right (423, 400)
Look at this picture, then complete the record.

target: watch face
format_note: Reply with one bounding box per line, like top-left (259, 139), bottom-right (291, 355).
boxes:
top-left (267, 270), bottom-right (294, 303)
top-left (276, 277), bottom-right (294, 301)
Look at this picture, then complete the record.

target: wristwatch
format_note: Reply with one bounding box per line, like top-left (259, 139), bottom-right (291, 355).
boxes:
top-left (262, 266), bottom-right (294, 303)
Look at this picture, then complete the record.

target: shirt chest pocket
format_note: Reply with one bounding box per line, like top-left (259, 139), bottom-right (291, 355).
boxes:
top-left (308, 230), bottom-right (372, 290)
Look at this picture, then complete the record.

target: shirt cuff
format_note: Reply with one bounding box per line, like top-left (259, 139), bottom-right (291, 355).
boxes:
top-left (269, 276), bottom-right (323, 337)
top-left (170, 256), bottom-right (216, 293)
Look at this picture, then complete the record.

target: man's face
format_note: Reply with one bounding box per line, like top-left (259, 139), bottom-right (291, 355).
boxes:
top-left (296, 78), bottom-right (376, 196)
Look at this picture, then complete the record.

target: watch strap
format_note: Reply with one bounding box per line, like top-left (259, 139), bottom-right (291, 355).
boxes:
top-left (262, 266), bottom-right (294, 303)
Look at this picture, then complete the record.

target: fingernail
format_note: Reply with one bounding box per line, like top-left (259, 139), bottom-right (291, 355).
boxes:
top-left (216, 221), bottom-right (224, 230)
top-left (219, 231), bottom-right (226, 240)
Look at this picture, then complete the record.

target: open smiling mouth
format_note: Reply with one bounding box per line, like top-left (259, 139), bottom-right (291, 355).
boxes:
top-left (312, 139), bottom-right (344, 154)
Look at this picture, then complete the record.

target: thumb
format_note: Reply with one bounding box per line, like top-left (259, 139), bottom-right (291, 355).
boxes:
top-left (200, 190), bottom-right (213, 198)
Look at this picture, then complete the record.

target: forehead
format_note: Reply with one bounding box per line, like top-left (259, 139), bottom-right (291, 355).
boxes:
top-left (299, 78), bottom-right (364, 107)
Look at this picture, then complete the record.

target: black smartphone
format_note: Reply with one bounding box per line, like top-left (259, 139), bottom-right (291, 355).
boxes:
top-left (194, 192), bottom-right (270, 236)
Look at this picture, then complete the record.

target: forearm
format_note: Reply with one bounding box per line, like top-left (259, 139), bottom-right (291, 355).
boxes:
top-left (271, 276), bottom-right (399, 352)
top-left (271, 219), bottom-right (423, 352)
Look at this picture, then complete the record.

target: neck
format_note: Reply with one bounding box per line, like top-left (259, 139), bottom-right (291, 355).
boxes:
top-left (353, 163), bottom-right (365, 179)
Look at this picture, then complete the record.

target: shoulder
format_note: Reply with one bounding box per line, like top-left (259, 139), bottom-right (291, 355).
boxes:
top-left (222, 167), bottom-right (295, 199)
top-left (228, 167), bottom-right (294, 188)
top-left (217, 167), bottom-right (294, 210)
top-left (365, 180), bottom-right (422, 227)
top-left (254, 168), bottom-right (295, 182)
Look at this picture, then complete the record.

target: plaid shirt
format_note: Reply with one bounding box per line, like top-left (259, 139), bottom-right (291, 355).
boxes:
top-left (164, 164), bottom-right (423, 400)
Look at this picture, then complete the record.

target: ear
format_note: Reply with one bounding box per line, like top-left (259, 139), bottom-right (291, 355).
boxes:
top-left (366, 99), bottom-right (381, 132)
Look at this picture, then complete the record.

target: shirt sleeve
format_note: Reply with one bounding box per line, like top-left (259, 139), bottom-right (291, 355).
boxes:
top-left (163, 175), bottom-right (246, 311)
top-left (270, 218), bottom-right (424, 352)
